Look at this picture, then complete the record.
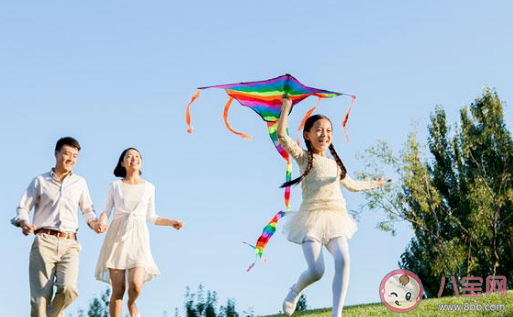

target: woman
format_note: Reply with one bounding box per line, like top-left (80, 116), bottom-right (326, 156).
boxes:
top-left (95, 148), bottom-right (183, 317)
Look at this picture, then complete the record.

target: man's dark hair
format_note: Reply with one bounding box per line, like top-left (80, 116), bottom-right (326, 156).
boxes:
top-left (55, 137), bottom-right (81, 152)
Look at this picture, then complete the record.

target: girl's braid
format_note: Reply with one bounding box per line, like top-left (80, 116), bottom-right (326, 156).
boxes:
top-left (280, 140), bottom-right (315, 188)
top-left (329, 144), bottom-right (347, 180)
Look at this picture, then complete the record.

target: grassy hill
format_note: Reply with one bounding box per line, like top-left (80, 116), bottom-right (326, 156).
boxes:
top-left (262, 291), bottom-right (513, 317)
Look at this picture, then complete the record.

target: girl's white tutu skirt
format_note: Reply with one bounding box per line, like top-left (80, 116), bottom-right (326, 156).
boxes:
top-left (282, 209), bottom-right (357, 245)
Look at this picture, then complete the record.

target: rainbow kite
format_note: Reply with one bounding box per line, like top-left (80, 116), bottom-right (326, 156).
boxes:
top-left (185, 74), bottom-right (355, 271)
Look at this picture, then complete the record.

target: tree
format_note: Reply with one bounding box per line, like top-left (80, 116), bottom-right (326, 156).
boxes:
top-left (205, 289), bottom-right (219, 317)
top-left (76, 288), bottom-right (111, 317)
top-left (184, 286), bottom-right (200, 317)
top-left (358, 88), bottom-right (513, 296)
top-left (183, 284), bottom-right (239, 317)
top-left (219, 299), bottom-right (239, 317)
top-left (296, 294), bottom-right (308, 312)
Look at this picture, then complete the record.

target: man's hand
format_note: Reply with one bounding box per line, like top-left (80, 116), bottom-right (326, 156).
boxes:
top-left (20, 220), bottom-right (35, 236)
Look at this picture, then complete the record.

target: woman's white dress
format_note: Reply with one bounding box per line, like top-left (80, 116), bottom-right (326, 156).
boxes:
top-left (279, 135), bottom-right (382, 245)
top-left (95, 180), bottom-right (160, 284)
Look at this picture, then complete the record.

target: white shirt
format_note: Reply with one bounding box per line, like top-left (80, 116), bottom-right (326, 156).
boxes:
top-left (103, 180), bottom-right (158, 224)
top-left (13, 169), bottom-right (97, 232)
top-left (120, 182), bottom-right (146, 211)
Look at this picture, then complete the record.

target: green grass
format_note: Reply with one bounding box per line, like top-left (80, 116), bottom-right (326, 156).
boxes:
top-left (262, 291), bottom-right (513, 317)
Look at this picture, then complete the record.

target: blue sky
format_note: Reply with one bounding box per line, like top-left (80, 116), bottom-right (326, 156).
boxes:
top-left (1, 1), bottom-right (512, 316)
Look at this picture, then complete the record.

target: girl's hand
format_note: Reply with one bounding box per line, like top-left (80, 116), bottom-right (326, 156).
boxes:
top-left (376, 177), bottom-right (392, 186)
top-left (277, 96), bottom-right (292, 138)
top-left (281, 96), bottom-right (292, 111)
top-left (171, 220), bottom-right (184, 230)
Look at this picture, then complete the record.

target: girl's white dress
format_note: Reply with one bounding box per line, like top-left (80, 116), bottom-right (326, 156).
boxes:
top-left (95, 180), bottom-right (160, 284)
top-left (279, 135), bottom-right (382, 245)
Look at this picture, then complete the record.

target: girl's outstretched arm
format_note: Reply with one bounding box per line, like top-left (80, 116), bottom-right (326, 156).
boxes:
top-left (155, 217), bottom-right (184, 229)
top-left (341, 175), bottom-right (391, 192)
top-left (277, 96), bottom-right (293, 139)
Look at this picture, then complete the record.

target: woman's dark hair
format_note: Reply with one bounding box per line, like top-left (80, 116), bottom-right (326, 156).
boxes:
top-left (55, 137), bottom-right (81, 152)
top-left (113, 147), bottom-right (142, 178)
top-left (280, 114), bottom-right (347, 188)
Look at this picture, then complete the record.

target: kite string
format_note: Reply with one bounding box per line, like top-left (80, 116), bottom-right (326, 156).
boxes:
top-left (342, 95), bottom-right (356, 142)
top-left (296, 96), bottom-right (322, 145)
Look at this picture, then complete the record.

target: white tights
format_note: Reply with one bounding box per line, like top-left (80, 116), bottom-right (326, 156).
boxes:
top-left (289, 236), bottom-right (350, 317)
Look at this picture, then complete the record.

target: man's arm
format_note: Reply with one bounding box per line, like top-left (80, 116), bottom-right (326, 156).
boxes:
top-left (12, 177), bottom-right (39, 235)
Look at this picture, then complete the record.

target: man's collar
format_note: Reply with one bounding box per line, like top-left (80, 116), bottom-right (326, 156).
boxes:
top-left (50, 168), bottom-right (73, 181)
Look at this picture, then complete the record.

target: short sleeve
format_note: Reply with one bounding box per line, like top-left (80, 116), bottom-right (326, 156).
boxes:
top-left (146, 184), bottom-right (159, 224)
top-left (102, 183), bottom-right (115, 219)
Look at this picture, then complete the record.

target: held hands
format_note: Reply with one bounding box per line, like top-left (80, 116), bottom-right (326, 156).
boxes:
top-left (90, 220), bottom-right (108, 234)
top-left (20, 220), bottom-right (36, 236)
top-left (93, 212), bottom-right (109, 234)
top-left (96, 222), bottom-right (108, 234)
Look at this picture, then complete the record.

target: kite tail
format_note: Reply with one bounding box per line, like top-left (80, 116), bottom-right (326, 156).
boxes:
top-left (223, 96), bottom-right (252, 140)
top-left (185, 91), bottom-right (201, 134)
top-left (342, 95), bottom-right (356, 142)
top-left (245, 122), bottom-right (292, 272)
top-left (245, 210), bottom-right (287, 272)
top-left (267, 121), bottom-right (292, 210)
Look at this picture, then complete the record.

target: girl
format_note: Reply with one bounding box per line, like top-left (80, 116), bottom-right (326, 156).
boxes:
top-left (277, 97), bottom-right (389, 317)
top-left (95, 148), bottom-right (184, 317)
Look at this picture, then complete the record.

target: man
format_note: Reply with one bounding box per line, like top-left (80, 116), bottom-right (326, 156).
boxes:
top-left (11, 137), bottom-right (107, 317)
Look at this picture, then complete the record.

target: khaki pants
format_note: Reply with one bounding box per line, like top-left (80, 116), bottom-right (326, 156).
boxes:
top-left (29, 233), bottom-right (81, 317)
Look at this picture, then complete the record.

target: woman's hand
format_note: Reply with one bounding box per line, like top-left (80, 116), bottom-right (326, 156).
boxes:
top-left (171, 220), bottom-right (184, 230)
top-left (97, 222), bottom-right (108, 234)
top-left (94, 212), bottom-right (109, 234)
top-left (91, 220), bottom-right (108, 234)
